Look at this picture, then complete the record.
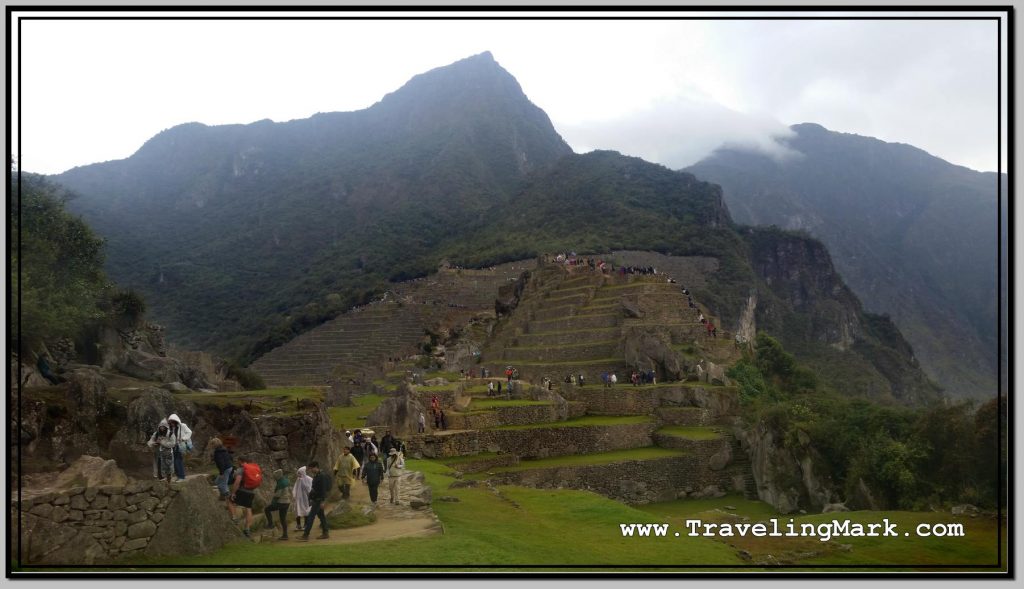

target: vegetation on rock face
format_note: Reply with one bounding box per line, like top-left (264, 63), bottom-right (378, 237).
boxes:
top-left (10, 171), bottom-right (110, 355)
top-left (730, 333), bottom-right (1006, 510)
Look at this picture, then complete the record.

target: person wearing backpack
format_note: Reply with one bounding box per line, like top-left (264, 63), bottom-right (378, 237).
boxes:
top-left (230, 455), bottom-right (263, 540)
top-left (263, 469), bottom-right (291, 540)
top-left (298, 461), bottom-right (331, 541)
top-left (210, 437), bottom-right (233, 500)
top-left (166, 413), bottom-right (193, 482)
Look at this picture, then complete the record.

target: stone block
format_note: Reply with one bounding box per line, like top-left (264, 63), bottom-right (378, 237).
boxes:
top-left (139, 497), bottom-right (160, 512)
top-left (125, 505), bottom-right (138, 513)
top-left (70, 495), bottom-right (89, 510)
top-left (125, 480), bottom-right (154, 494)
top-left (67, 487), bottom-right (86, 496)
top-left (50, 506), bottom-right (69, 523)
top-left (108, 494), bottom-right (126, 510)
top-left (113, 510), bottom-right (129, 521)
top-left (127, 520), bottom-right (158, 539)
top-left (84, 488), bottom-right (99, 502)
top-left (68, 509), bottom-right (84, 521)
top-left (29, 504), bottom-right (53, 518)
top-left (111, 536), bottom-right (126, 549)
top-left (115, 521), bottom-right (128, 536)
top-left (127, 509), bottom-right (149, 524)
top-left (152, 512), bottom-right (164, 523)
top-left (91, 495), bottom-right (110, 510)
top-left (102, 511), bottom-right (113, 520)
top-left (53, 495), bottom-right (70, 506)
top-left (126, 493), bottom-right (147, 506)
top-left (121, 537), bottom-right (149, 551)
top-left (98, 485), bottom-right (123, 495)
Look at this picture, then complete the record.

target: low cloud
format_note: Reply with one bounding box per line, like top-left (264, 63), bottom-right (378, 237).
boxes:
top-left (554, 97), bottom-right (799, 170)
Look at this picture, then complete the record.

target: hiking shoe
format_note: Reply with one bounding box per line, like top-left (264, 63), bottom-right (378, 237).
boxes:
top-left (297, 536), bottom-right (309, 542)
top-left (316, 533), bottom-right (329, 540)
top-left (278, 535), bottom-right (288, 541)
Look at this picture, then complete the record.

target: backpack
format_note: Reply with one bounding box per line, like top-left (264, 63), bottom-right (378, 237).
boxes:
top-left (240, 462), bottom-right (263, 490)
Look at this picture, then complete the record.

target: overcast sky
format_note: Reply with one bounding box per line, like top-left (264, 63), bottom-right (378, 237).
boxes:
top-left (13, 12), bottom-right (1006, 175)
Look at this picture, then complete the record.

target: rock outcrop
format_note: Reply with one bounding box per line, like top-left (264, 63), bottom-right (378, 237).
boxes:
top-left (366, 384), bottom-right (429, 438)
top-left (54, 455), bottom-right (128, 489)
top-left (622, 330), bottom-right (684, 381)
top-left (737, 419), bottom-right (835, 514)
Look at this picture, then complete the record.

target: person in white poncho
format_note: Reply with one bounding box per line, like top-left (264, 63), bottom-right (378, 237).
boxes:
top-left (292, 465), bottom-right (313, 532)
top-left (166, 413), bottom-right (192, 482)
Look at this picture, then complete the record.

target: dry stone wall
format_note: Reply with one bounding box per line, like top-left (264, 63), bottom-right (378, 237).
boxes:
top-left (487, 455), bottom-right (741, 504)
top-left (410, 421), bottom-right (656, 459)
top-left (14, 476), bottom-right (240, 565)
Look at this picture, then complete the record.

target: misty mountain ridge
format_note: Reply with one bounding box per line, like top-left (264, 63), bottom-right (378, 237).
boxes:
top-left (52, 51), bottom-right (941, 405)
top-left (687, 121), bottom-right (1004, 398)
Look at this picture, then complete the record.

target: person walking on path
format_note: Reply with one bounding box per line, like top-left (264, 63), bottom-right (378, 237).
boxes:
top-left (211, 437), bottom-right (233, 500)
top-left (230, 455), bottom-right (263, 540)
top-left (299, 461), bottom-right (331, 541)
top-left (333, 446), bottom-right (360, 500)
top-left (292, 465), bottom-right (313, 532)
top-left (166, 414), bottom-right (192, 482)
top-left (264, 469), bottom-right (291, 540)
top-left (384, 448), bottom-right (405, 505)
top-left (417, 412), bottom-right (426, 433)
top-left (146, 420), bottom-right (175, 484)
top-left (362, 453), bottom-right (385, 506)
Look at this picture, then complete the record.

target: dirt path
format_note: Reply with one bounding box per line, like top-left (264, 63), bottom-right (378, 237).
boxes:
top-left (265, 472), bottom-right (442, 545)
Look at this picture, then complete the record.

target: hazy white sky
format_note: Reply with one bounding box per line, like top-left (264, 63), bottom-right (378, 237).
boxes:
top-left (12, 11), bottom-right (1007, 175)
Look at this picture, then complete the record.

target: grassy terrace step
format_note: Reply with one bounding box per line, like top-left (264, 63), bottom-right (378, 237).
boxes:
top-left (488, 415), bottom-right (652, 431)
top-left (469, 399), bottom-right (553, 410)
top-left (655, 426), bottom-right (724, 440)
top-left (514, 327), bottom-right (620, 347)
top-left (527, 313), bottom-right (620, 332)
top-left (469, 447), bottom-right (686, 476)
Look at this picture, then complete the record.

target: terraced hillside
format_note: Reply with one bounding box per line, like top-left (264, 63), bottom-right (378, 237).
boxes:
top-left (398, 259), bottom-right (754, 504)
top-left (252, 261), bottom-right (535, 387)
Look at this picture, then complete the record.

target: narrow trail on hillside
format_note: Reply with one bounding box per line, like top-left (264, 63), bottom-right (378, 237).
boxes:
top-left (261, 473), bottom-right (442, 546)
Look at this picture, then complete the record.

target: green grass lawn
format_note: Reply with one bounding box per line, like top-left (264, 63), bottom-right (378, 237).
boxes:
top-left (124, 458), bottom-right (742, 570)
top-left (327, 394), bottom-right (386, 431)
top-left (490, 415), bottom-right (651, 431)
top-left (474, 447), bottom-right (685, 476)
top-left (655, 426), bottom-right (724, 440)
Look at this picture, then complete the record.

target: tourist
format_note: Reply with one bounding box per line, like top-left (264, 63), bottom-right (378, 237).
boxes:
top-left (345, 430), bottom-right (354, 445)
top-left (433, 410), bottom-right (441, 430)
top-left (230, 455), bottom-right (263, 540)
top-left (706, 321), bottom-right (715, 337)
top-left (439, 410), bottom-right (448, 430)
top-left (146, 420), bottom-right (175, 484)
top-left (365, 436), bottom-right (379, 459)
top-left (578, 373), bottom-right (585, 387)
top-left (333, 446), bottom-right (360, 500)
top-left (417, 412), bottom-right (426, 434)
top-left (430, 395), bottom-right (440, 414)
top-left (380, 430), bottom-right (395, 456)
top-left (299, 461), bottom-right (331, 541)
top-left (362, 453), bottom-right (385, 506)
top-left (210, 437), bottom-right (233, 500)
top-left (610, 372), bottom-right (618, 386)
top-left (264, 469), bottom-right (291, 540)
top-left (292, 465), bottom-right (313, 532)
top-left (350, 440), bottom-right (365, 479)
top-left (384, 448), bottom-right (405, 504)
top-left (166, 413), bottom-right (193, 482)
top-left (497, 381), bottom-right (502, 395)
top-left (488, 381), bottom-right (495, 395)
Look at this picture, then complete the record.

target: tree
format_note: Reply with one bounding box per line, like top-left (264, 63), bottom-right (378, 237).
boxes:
top-left (10, 171), bottom-right (110, 356)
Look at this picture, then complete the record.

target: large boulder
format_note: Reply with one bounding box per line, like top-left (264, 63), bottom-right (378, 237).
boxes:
top-left (144, 476), bottom-right (244, 557)
top-left (622, 331), bottom-right (684, 381)
top-left (738, 420), bottom-right (835, 514)
top-left (115, 349), bottom-right (183, 383)
top-left (366, 385), bottom-right (428, 438)
top-left (54, 455), bottom-right (128, 488)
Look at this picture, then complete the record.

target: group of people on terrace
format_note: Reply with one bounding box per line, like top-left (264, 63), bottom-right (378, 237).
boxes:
top-left (207, 428), bottom-right (405, 542)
